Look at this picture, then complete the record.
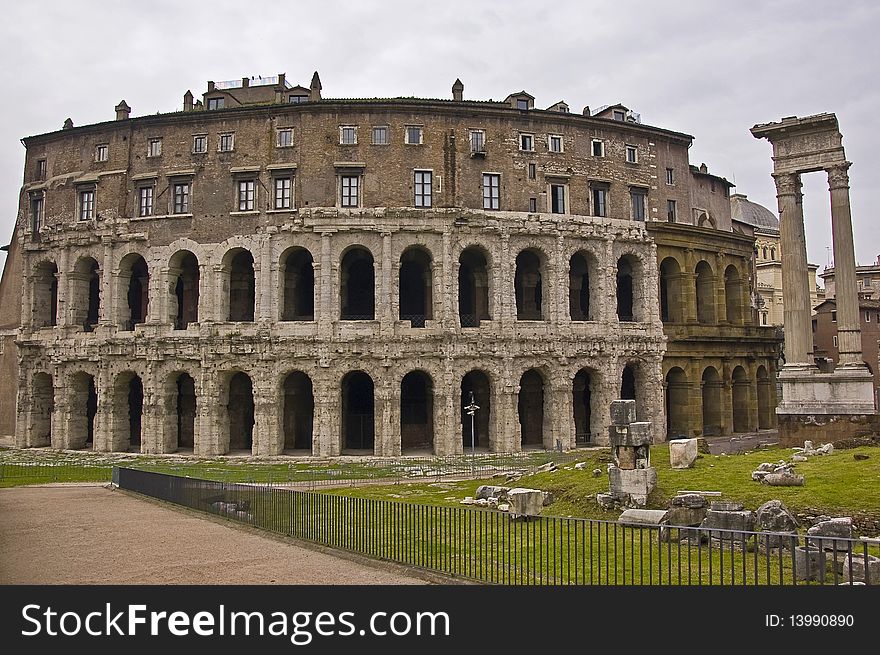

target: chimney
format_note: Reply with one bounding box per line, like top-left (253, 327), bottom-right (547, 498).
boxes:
top-left (242, 77), bottom-right (250, 88)
top-left (452, 78), bottom-right (464, 101)
top-left (63, 118), bottom-right (73, 130)
top-left (582, 106), bottom-right (591, 116)
top-left (278, 73), bottom-right (286, 87)
top-left (207, 81), bottom-right (215, 92)
top-left (310, 71), bottom-right (322, 101)
top-left (115, 100), bottom-right (131, 120)
top-left (183, 90), bottom-right (193, 112)
top-left (699, 163), bottom-right (708, 174)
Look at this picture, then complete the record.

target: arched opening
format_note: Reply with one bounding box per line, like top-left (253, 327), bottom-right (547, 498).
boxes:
top-left (111, 372), bottom-right (143, 451)
top-left (616, 255), bottom-right (636, 321)
top-left (227, 372), bottom-right (254, 452)
top-left (30, 373), bottom-right (54, 447)
top-left (757, 365), bottom-right (773, 429)
top-left (401, 371), bottom-right (434, 452)
top-left (458, 247), bottom-right (490, 327)
top-left (518, 369), bottom-right (545, 447)
top-left (176, 373), bottom-right (196, 451)
top-left (123, 255), bottom-right (149, 330)
top-left (72, 257), bottom-right (100, 332)
top-left (701, 367), bottom-right (723, 436)
top-left (621, 365), bottom-right (636, 401)
top-left (228, 250), bottom-right (255, 322)
top-left (32, 261), bottom-right (58, 328)
top-left (342, 371), bottom-right (374, 451)
top-left (69, 372), bottom-right (97, 449)
top-left (515, 249), bottom-right (543, 320)
top-left (573, 368), bottom-right (595, 443)
top-left (732, 365), bottom-right (749, 433)
top-left (128, 376), bottom-right (143, 449)
top-left (283, 371), bottom-right (314, 451)
top-left (170, 251), bottom-right (199, 330)
top-left (665, 367), bottom-right (689, 439)
top-left (725, 265), bottom-right (743, 325)
top-left (569, 252), bottom-right (593, 321)
top-left (399, 248), bottom-right (433, 327)
top-left (340, 248), bottom-right (375, 320)
top-left (659, 257), bottom-right (682, 323)
top-left (280, 248), bottom-right (314, 321)
top-left (695, 261), bottom-right (716, 324)
top-left (461, 370), bottom-right (491, 450)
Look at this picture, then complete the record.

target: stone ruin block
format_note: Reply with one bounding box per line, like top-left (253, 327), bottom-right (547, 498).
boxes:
top-left (507, 488), bottom-right (544, 519)
top-left (795, 546), bottom-right (827, 582)
top-left (710, 501), bottom-right (744, 512)
top-left (609, 466), bottom-right (657, 498)
top-left (841, 554), bottom-right (880, 585)
top-left (665, 505), bottom-right (707, 527)
top-left (618, 508), bottom-right (668, 527)
top-left (669, 438), bottom-right (698, 469)
top-left (699, 509), bottom-right (755, 542)
top-left (608, 422), bottom-right (652, 447)
top-left (610, 399), bottom-right (637, 427)
top-left (475, 485), bottom-right (509, 501)
top-left (755, 499), bottom-right (800, 548)
top-left (616, 445), bottom-right (637, 470)
top-left (807, 517), bottom-right (852, 551)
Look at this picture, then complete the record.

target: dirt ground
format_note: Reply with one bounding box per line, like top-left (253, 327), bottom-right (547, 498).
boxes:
top-left (0, 485), bottom-right (427, 585)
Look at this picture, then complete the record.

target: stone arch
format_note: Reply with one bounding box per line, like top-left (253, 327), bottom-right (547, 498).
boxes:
top-left (458, 246), bottom-right (491, 327)
top-left (616, 254), bottom-right (644, 322)
top-left (461, 369), bottom-right (491, 450)
top-left (399, 247), bottom-right (433, 327)
top-left (32, 260), bottom-right (58, 328)
top-left (29, 372), bottom-right (54, 447)
top-left (162, 371), bottom-right (197, 452)
top-left (569, 250), bottom-right (598, 321)
top-left (169, 250), bottom-right (200, 329)
top-left (573, 367), bottom-right (599, 443)
top-left (340, 247), bottom-right (375, 320)
top-left (724, 264), bottom-right (744, 325)
top-left (111, 371), bottom-right (143, 452)
top-left (665, 367), bottom-right (689, 439)
top-left (757, 365), bottom-right (773, 429)
top-left (341, 370), bottom-right (375, 451)
top-left (400, 370), bottom-right (434, 452)
top-left (72, 256), bottom-right (100, 331)
top-left (659, 256), bottom-right (683, 323)
top-left (731, 365), bottom-right (750, 433)
top-left (68, 371), bottom-right (97, 450)
top-left (282, 370), bottom-right (314, 451)
top-left (116, 253), bottom-right (149, 331)
top-left (280, 247), bottom-right (315, 321)
top-left (701, 366), bottom-right (723, 436)
top-left (518, 368), bottom-right (547, 447)
top-left (223, 248), bottom-right (255, 322)
top-left (695, 260), bottom-right (716, 324)
top-left (515, 248), bottom-right (545, 320)
top-left (220, 371), bottom-right (254, 453)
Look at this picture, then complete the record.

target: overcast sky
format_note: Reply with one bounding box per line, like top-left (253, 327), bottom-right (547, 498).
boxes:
top-left (1, 0), bottom-right (877, 278)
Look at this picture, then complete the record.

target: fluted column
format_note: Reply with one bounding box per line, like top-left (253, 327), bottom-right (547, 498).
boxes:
top-left (773, 172), bottom-right (813, 366)
top-left (827, 162), bottom-right (864, 367)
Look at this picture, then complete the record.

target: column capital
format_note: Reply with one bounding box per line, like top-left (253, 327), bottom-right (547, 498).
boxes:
top-left (826, 161), bottom-right (852, 190)
top-left (771, 171), bottom-right (802, 196)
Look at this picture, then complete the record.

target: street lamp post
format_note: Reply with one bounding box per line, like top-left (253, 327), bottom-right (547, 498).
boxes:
top-left (464, 391), bottom-right (480, 457)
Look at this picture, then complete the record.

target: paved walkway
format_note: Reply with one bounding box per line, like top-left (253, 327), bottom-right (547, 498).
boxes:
top-left (0, 485), bottom-right (427, 585)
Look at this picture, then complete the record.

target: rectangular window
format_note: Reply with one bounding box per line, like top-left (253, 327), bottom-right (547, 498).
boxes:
top-left (833, 335), bottom-right (838, 347)
top-left (218, 133), bottom-right (234, 152)
top-left (172, 182), bottom-right (190, 214)
top-left (138, 186), bottom-right (154, 217)
top-left (591, 140), bottom-right (604, 157)
top-left (667, 199), bottom-right (677, 222)
top-left (482, 173), bottom-right (500, 210)
top-left (528, 163), bottom-right (536, 180)
top-left (148, 138), bottom-right (162, 157)
top-left (405, 125), bottom-right (423, 145)
top-left (520, 133), bottom-right (534, 151)
top-left (30, 194), bottom-right (44, 234)
top-left (548, 134), bottom-right (563, 153)
top-left (666, 167), bottom-right (675, 185)
top-left (95, 144), bottom-right (108, 162)
top-left (340, 126), bottom-right (357, 145)
top-left (867, 311), bottom-right (871, 322)
top-left (516, 99), bottom-right (529, 110)
top-left (192, 135), bottom-right (207, 154)
top-left (631, 188), bottom-right (647, 221)
top-left (592, 185), bottom-right (608, 217)
top-left (625, 145), bottom-right (638, 163)
top-left (372, 126), bottom-right (389, 145)
top-left (277, 128), bottom-right (293, 147)
top-left (288, 94), bottom-right (308, 104)
top-left (79, 188), bottom-right (95, 221)
top-left (414, 170), bottom-right (432, 208)
top-left (529, 197), bottom-right (537, 213)
top-left (207, 97), bottom-right (225, 110)
top-left (832, 311), bottom-right (837, 322)
top-left (864, 278), bottom-right (872, 287)
top-left (613, 109), bottom-right (626, 121)
top-left (340, 175), bottom-right (360, 207)
top-left (469, 130), bottom-right (485, 153)
top-left (274, 177), bottom-right (292, 210)
top-left (238, 180), bottom-right (256, 211)
top-left (551, 184), bottom-right (566, 214)
top-left (36, 159), bottom-right (46, 180)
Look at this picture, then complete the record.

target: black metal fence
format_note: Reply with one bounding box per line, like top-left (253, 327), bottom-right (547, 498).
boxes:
top-left (115, 467), bottom-right (878, 585)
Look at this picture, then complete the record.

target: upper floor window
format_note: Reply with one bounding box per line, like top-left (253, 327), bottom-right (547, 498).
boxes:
top-left (528, 163), bottom-right (536, 180)
top-left (95, 144), bottom-right (108, 162)
top-left (277, 128), bottom-right (293, 148)
top-left (591, 182), bottom-right (608, 217)
top-left (138, 186), bottom-right (154, 217)
top-left (529, 197), bottom-right (537, 213)
top-left (218, 133), bottom-right (234, 152)
top-left (666, 167), bottom-right (675, 185)
top-left (591, 140), bottom-right (605, 157)
top-left (482, 173), bottom-right (500, 211)
top-left (548, 134), bottom-right (564, 153)
top-left (372, 126), bottom-right (389, 145)
top-left (148, 138), bottom-right (162, 158)
top-left (625, 145), bottom-right (638, 164)
top-left (30, 193), bottom-right (44, 234)
top-left (274, 176), bottom-right (293, 210)
top-left (762, 247), bottom-right (768, 260)
top-left (192, 135), bottom-right (207, 154)
top-left (207, 97), bottom-right (225, 110)
top-left (667, 199), bottom-right (677, 223)
top-left (612, 109), bottom-right (626, 121)
top-left (550, 184), bottom-right (566, 214)
top-left (520, 133), bottom-right (534, 151)
top-left (771, 248), bottom-right (776, 260)
top-left (172, 182), bottom-right (190, 214)
top-left (340, 126), bottom-right (357, 145)
top-left (516, 99), bottom-right (529, 110)
top-left (630, 188), bottom-right (647, 221)
top-left (469, 130), bottom-right (485, 154)
top-left (238, 180), bottom-right (256, 211)
top-left (413, 170), bottom-right (432, 208)
top-left (340, 175), bottom-right (360, 208)
top-left (78, 187), bottom-right (95, 221)
top-left (288, 94), bottom-right (308, 104)
top-left (405, 125), bottom-right (423, 145)
top-left (36, 159), bottom-right (47, 180)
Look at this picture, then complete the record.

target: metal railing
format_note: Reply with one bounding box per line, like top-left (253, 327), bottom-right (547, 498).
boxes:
top-left (115, 467), bottom-right (878, 585)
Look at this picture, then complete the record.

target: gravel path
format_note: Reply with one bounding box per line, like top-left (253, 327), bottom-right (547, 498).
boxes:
top-left (0, 485), bottom-right (427, 585)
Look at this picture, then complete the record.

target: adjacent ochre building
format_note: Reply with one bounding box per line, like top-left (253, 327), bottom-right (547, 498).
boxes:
top-left (0, 72), bottom-right (779, 455)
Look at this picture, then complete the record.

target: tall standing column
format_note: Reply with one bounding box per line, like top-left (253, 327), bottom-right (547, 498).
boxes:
top-left (827, 162), bottom-right (864, 367)
top-left (773, 172), bottom-right (813, 366)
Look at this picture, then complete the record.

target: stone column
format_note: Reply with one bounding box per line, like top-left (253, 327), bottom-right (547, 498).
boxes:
top-left (773, 172), bottom-right (813, 366)
top-left (318, 232), bottom-right (333, 328)
top-left (312, 372), bottom-right (339, 456)
top-left (827, 162), bottom-right (864, 367)
top-left (441, 231), bottom-right (453, 329)
top-left (380, 232), bottom-right (393, 334)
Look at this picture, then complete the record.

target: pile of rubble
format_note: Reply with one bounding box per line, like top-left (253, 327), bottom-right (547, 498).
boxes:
top-left (460, 484), bottom-right (553, 519)
top-left (750, 461), bottom-right (805, 486)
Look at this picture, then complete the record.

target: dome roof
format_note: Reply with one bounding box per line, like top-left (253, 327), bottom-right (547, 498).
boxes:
top-left (730, 194), bottom-right (779, 232)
